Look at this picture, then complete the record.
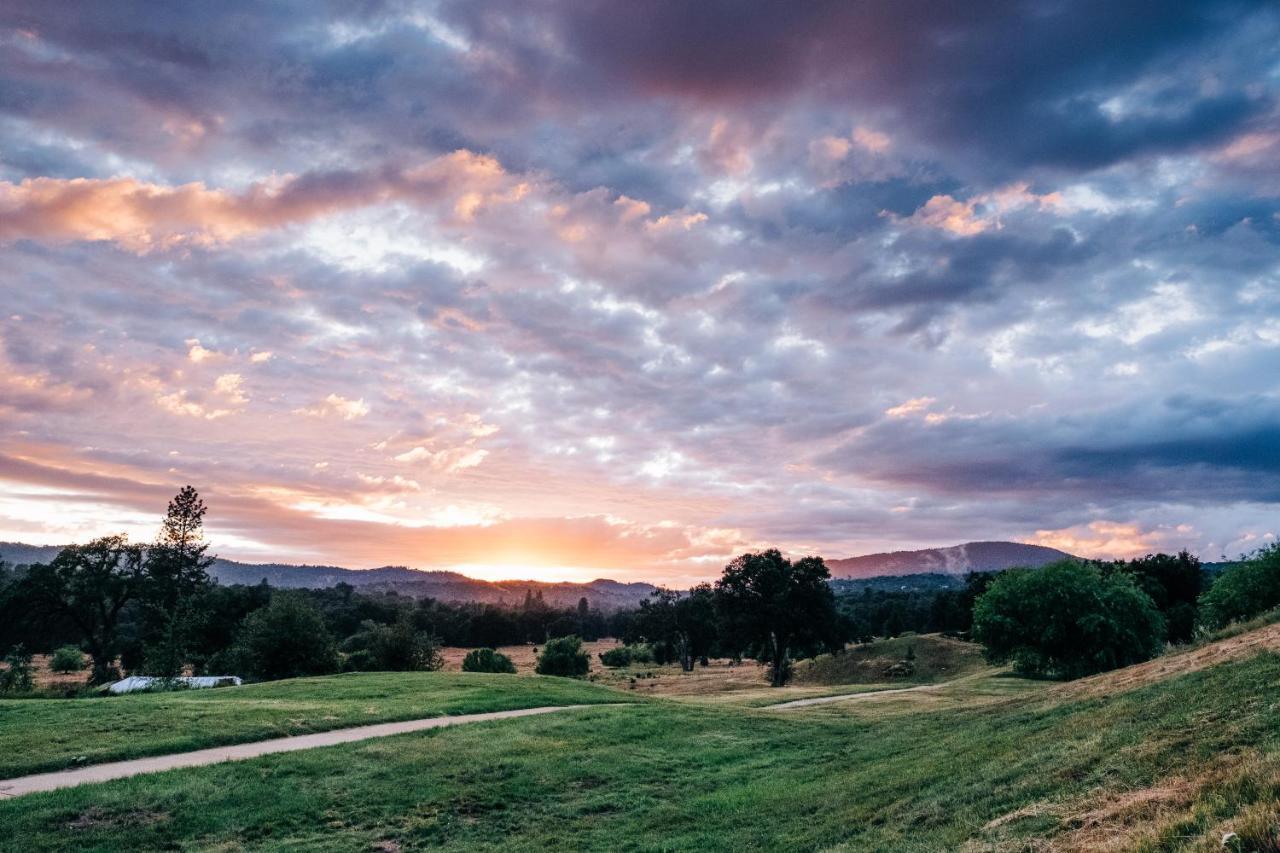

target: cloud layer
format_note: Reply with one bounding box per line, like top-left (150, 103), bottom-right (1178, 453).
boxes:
top-left (1, 2), bottom-right (1278, 579)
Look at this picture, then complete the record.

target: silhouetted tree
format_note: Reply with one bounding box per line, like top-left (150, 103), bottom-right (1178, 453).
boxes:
top-left (139, 486), bottom-right (215, 675)
top-left (636, 584), bottom-right (718, 671)
top-left (714, 550), bottom-right (841, 687)
top-left (24, 536), bottom-right (146, 683)
top-left (1100, 551), bottom-right (1202, 643)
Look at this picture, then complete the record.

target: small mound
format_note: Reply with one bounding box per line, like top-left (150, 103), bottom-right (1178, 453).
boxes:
top-left (792, 634), bottom-right (986, 686)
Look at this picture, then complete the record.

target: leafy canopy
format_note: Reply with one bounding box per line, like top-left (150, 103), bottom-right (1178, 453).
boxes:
top-left (713, 549), bottom-right (840, 687)
top-left (972, 560), bottom-right (1165, 679)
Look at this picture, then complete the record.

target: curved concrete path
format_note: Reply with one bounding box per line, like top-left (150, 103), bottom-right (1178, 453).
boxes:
top-left (0, 704), bottom-right (617, 799)
top-left (768, 683), bottom-right (941, 710)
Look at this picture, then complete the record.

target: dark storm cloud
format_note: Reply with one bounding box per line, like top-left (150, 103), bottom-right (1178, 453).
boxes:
top-left (824, 394), bottom-right (1280, 504)
top-left (443, 0), bottom-right (1279, 176)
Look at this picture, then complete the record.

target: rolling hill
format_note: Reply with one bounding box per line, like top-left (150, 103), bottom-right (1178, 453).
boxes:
top-left (827, 540), bottom-right (1074, 579)
top-left (0, 542), bottom-right (655, 610)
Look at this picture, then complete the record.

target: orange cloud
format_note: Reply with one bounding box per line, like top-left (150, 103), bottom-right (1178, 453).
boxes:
top-left (1027, 520), bottom-right (1171, 559)
top-left (905, 182), bottom-right (1064, 236)
top-left (0, 150), bottom-right (528, 253)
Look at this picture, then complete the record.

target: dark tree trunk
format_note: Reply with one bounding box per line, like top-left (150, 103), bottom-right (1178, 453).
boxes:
top-left (769, 631), bottom-right (789, 687)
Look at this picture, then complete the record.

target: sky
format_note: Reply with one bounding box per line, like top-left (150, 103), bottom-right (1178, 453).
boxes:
top-left (1, 1), bottom-right (1278, 583)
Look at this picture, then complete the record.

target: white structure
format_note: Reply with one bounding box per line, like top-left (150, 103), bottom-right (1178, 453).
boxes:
top-left (107, 675), bottom-right (242, 694)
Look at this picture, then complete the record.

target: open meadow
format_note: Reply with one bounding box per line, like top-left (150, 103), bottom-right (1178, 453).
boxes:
top-left (3, 627), bottom-right (1279, 852)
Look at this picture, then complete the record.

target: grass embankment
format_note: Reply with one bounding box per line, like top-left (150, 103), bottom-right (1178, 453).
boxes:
top-left (791, 633), bottom-right (988, 687)
top-left (3, 639), bottom-right (1279, 850)
top-left (0, 672), bottom-right (627, 779)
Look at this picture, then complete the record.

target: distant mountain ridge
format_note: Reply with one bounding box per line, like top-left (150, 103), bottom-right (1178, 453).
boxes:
top-left (2, 539), bottom-right (1075, 605)
top-left (826, 541), bottom-right (1074, 579)
top-left (0, 542), bottom-right (656, 610)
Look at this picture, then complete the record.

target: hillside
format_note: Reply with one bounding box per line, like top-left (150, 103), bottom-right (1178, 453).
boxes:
top-left (0, 542), bottom-right (656, 610)
top-left (827, 540), bottom-right (1073, 579)
top-left (6, 623), bottom-right (1280, 850)
top-left (791, 634), bottom-right (987, 686)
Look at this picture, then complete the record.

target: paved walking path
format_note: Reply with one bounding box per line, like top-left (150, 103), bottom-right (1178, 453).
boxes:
top-left (768, 683), bottom-right (941, 710)
top-left (0, 704), bottom-right (616, 799)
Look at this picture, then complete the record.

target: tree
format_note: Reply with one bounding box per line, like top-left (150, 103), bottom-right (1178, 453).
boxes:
top-left (50, 645), bottom-right (86, 674)
top-left (636, 584), bottom-right (718, 672)
top-left (462, 647), bottom-right (518, 674)
top-left (1198, 545), bottom-right (1280, 631)
top-left (0, 645), bottom-right (34, 693)
top-left (714, 550), bottom-right (841, 687)
top-left (229, 594), bottom-right (339, 681)
top-left (535, 635), bottom-right (590, 678)
top-left (24, 536), bottom-right (146, 683)
top-left (140, 486), bottom-right (215, 675)
top-left (344, 613), bottom-right (443, 671)
top-left (1100, 551), bottom-right (1202, 643)
top-left (972, 561), bottom-right (1165, 679)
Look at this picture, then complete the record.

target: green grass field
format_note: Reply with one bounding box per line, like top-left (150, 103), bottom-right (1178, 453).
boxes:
top-left (2, 642), bottom-right (1278, 851)
top-left (0, 672), bottom-right (626, 778)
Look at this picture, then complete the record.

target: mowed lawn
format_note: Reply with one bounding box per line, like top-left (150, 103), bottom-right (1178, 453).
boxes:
top-left (3, 653), bottom-right (1279, 851)
top-left (0, 672), bottom-right (628, 778)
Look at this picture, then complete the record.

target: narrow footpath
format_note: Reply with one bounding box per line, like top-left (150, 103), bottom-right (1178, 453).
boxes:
top-left (0, 704), bottom-right (617, 798)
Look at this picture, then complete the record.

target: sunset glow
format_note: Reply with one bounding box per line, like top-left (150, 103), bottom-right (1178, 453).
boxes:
top-left (2, 3), bottom-right (1278, 582)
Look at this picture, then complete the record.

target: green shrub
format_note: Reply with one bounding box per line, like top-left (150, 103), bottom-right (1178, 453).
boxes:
top-left (462, 647), bottom-right (517, 674)
top-left (0, 645), bottom-right (34, 693)
top-left (1199, 545), bottom-right (1280, 631)
top-left (599, 644), bottom-right (653, 667)
top-left (50, 645), bottom-right (86, 674)
top-left (342, 614), bottom-right (443, 672)
top-left (972, 560), bottom-right (1165, 679)
top-left (229, 595), bottom-right (340, 681)
top-left (535, 635), bottom-right (590, 678)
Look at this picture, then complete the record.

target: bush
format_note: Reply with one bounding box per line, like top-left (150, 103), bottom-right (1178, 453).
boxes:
top-left (972, 561), bottom-right (1166, 679)
top-left (50, 645), bottom-right (86, 674)
top-left (599, 644), bottom-right (653, 668)
top-left (599, 646), bottom-right (631, 667)
top-left (342, 614), bottom-right (443, 672)
top-left (462, 647), bottom-right (517, 674)
top-left (1199, 545), bottom-right (1280, 631)
top-left (0, 645), bottom-right (34, 693)
top-left (229, 595), bottom-right (340, 681)
top-left (535, 635), bottom-right (590, 678)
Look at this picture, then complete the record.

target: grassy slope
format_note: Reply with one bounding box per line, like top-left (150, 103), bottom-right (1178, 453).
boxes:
top-left (0, 672), bottom-right (626, 778)
top-left (3, 646), bottom-right (1279, 851)
top-left (790, 633), bottom-right (988, 687)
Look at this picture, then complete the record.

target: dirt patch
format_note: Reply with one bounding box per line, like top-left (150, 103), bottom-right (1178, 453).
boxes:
top-left (438, 640), bottom-right (621, 674)
top-left (30, 654), bottom-right (92, 692)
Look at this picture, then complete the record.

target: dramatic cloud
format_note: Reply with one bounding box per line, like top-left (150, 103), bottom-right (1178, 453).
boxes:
top-left (0, 2), bottom-right (1277, 580)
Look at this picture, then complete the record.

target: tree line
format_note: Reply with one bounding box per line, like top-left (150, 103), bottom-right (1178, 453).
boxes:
top-left (3, 486), bottom-right (1278, 690)
top-left (0, 488), bottom-right (627, 687)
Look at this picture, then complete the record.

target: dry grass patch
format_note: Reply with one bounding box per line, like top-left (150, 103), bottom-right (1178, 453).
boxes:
top-left (1057, 624), bottom-right (1280, 701)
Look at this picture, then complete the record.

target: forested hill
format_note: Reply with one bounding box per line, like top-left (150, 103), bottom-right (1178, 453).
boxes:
top-left (0, 542), bottom-right (656, 610)
top-left (827, 541), bottom-right (1074, 579)
top-left (206, 561), bottom-right (657, 609)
